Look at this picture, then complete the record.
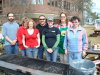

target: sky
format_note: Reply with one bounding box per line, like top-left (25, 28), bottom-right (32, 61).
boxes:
top-left (92, 0), bottom-right (100, 13)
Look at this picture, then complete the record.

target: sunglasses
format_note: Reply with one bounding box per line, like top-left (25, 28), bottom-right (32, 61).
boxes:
top-left (39, 19), bottom-right (45, 20)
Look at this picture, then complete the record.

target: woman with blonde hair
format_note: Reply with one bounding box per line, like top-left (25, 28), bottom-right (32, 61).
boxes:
top-left (23, 19), bottom-right (40, 58)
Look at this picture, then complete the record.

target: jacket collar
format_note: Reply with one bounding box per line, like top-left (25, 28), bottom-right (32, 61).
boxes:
top-left (70, 25), bottom-right (82, 31)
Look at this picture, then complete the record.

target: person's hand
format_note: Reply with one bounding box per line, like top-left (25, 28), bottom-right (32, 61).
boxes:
top-left (35, 45), bottom-right (40, 48)
top-left (24, 45), bottom-right (28, 48)
top-left (47, 48), bottom-right (53, 53)
top-left (65, 50), bottom-right (68, 55)
top-left (82, 51), bottom-right (86, 56)
top-left (12, 40), bottom-right (17, 45)
top-left (10, 40), bottom-right (15, 45)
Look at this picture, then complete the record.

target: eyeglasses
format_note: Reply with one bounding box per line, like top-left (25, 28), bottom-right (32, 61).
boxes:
top-left (39, 19), bottom-right (45, 20)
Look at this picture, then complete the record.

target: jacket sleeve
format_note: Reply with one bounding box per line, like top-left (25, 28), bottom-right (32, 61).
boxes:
top-left (82, 29), bottom-right (88, 51)
top-left (2, 24), bottom-right (7, 37)
top-left (52, 34), bottom-right (60, 50)
top-left (42, 35), bottom-right (48, 50)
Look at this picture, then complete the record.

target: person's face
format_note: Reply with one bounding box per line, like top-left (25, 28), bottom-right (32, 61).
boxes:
top-left (72, 19), bottom-right (80, 27)
top-left (47, 21), bottom-right (54, 27)
top-left (28, 21), bottom-right (34, 29)
top-left (39, 16), bottom-right (46, 25)
top-left (8, 13), bottom-right (15, 22)
top-left (60, 14), bottom-right (66, 22)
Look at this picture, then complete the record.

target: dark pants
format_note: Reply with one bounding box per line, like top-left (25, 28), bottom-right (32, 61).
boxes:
top-left (38, 45), bottom-right (44, 59)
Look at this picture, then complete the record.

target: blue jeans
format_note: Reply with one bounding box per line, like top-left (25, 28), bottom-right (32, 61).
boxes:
top-left (38, 45), bottom-right (44, 59)
top-left (45, 48), bottom-right (58, 62)
top-left (21, 49), bottom-right (27, 56)
top-left (26, 48), bottom-right (38, 58)
top-left (67, 52), bottom-right (82, 63)
top-left (4, 44), bottom-right (18, 55)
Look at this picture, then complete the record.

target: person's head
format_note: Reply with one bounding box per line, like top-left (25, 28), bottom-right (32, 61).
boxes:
top-left (21, 17), bottom-right (29, 28)
top-left (7, 12), bottom-right (15, 22)
top-left (39, 15), bottom-right (46, 26)
top-left (47, 17), bottom-right (54, 27)
top-left (71, 16), bottom-right (80, 27)
top-left (27, 19), bottom-right (36, 29)
top-left (59, 12), bottom-right (67, 23)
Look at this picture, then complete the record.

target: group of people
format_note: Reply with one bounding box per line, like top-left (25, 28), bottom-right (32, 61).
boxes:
top-left (2, 12), bottom-right (88, 64)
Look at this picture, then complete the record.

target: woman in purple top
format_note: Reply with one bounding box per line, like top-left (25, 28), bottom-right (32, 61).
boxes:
top-left (63, 16), bottom-right (88, 63)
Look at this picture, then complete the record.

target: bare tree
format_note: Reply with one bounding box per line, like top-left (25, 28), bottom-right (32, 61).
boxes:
top-left (2, 0), bottom-right (33, 21)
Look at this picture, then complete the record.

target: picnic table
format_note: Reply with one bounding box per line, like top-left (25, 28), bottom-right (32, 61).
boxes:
top-left (84, 49), bottom-right (100, 74)
top-left (84, 49), bottom-right (100, 60)
top-left (94, 30), bottom-right (100, 36)
top-left (89, 30), bottom-right (100, 37)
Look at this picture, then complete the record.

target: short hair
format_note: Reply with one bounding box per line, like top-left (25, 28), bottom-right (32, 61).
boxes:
top-left (71, 16), bottom-right (80, 22)
top-left (39, 15), bottom-right (46, 19)
top-left (27, 19), bottom-right (36, 29)
top-left (7, 12), bottom-right (14, 17)
top-left (38, 15), bottom-right (47, 23)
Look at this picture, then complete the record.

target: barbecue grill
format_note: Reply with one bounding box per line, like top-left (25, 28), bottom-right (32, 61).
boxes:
top-left (0, 54), bottom-right (84, 75)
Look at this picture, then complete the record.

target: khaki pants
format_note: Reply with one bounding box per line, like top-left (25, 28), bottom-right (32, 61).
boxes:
top-left (59, 54), bottom-right (67, 64)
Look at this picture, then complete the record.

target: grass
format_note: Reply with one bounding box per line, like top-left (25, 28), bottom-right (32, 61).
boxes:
top-left (84, 25), bottom-right (100, 46)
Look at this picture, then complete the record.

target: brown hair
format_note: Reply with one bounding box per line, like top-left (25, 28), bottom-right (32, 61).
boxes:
top-left (27, 19), bottom-right (36, 29)
top-left (70, 16), bottom-right (80, 22)
top-left (21, 17), bottom-right (29, 25)
top-left (59, 12), bottom-right (68, 25)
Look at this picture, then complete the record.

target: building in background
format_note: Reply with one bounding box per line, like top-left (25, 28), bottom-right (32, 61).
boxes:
top-left (0, 0), bottom-right (2, 14)
top-left (0, 0), bottom-right (83, 24)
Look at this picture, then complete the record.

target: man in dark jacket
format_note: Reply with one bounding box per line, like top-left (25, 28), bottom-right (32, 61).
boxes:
top-left (36, 15), bottom-right (48, 59)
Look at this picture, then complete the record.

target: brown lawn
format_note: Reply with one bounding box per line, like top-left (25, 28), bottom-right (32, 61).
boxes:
top-left (84, 25), bottom-right (100, 46)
